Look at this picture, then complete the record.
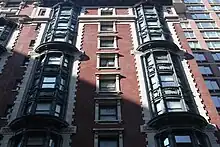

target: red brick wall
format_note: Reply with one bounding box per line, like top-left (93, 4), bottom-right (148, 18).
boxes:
top-left (174, 23), bottom-right (220, 127)
top-left (0, 24), bottom-right (37, 117)
top-left (85, 8), bottom-right (98, 15)
top-left (19, 4), bottom-right (34, 16)
top-left (116, 8), bottom-right (128, 15)
top-left (73, 24), bottom-right (145, 147)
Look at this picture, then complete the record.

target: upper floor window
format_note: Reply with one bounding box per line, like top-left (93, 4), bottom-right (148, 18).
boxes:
top-left (184, 31), bottom-right (195, 39)
top-left (100, 22), bottom-right (114, 32)
top-left (211, 96), bottom-right (220, 109)
top-left (196, 22), bottom-right (216, 29)
top-left (208, 0), bottom-right (220, 3)
top-left (180, 22), bottom-right (190, 29)
top-left (184, 0), bottom-right (202, 3)
top-left (38, 9), bottom-right (46, 16)
top-left (191, 13), bottom-right (211, 19)
top-left (100, 78), bottom-right (116, 92)
top-left (202, 31), bottom-right (220, 38)
top-left (99, 37), bottom-right (116, 48)
top-left (48, 56), bottom-right (61, 65)
top-left (205, 80), bottom-right (219, 90)
top-left (160, 75), bottom-right (177, 87)
top-left (212, 52), bottom-right (220, 61)
top-left (42, 77), bottom-right (56, 88)
top-left (188, 41), bottom-right (201, 49)
top-left (198, 65), bottom-right (213, 75)
top-left (207, 41), bottom-right (220, 49)
top-left (212, 5), bottom-right (220, 10)
top-left (193, 53), bottom-right (206, 61)
top-left (101, 8), bottom-right (113, 15)
top-left (187, 5), bottom-right (206, 11)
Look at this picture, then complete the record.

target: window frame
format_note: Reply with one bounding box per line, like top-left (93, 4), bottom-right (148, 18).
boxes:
top-left (193, 53), bottom-right (207, 62)
top-left (196, 22), bottom-right (216, 29)
top-left (98, 36), bottom-right (117, 49)
top-left (202, 31), bottom-right (220, 39)
top-left (184, 31), bottom-right (196, 39)
top-left (198, 65), bottom-right (213, 76)
top-left (95, 100), bottom-right (121, 123)
top-left (99, 8), bottom-right (115, 15)
top-left (191, 13), bottom-right (211, 20)
top-left (99, 21), bottom-right (115, 32)
top-left (97, 53), bottom-right (119, 69)
top-left (96, 74), bottom-right (120, 93)
top-left (205, 79), bottom-right (220, 91)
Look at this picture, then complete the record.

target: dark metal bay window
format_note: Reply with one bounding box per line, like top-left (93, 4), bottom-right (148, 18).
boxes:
top-left (11, 131), bottom-right (61, 147)
top-left (156, 129), bottom-right (211, 147)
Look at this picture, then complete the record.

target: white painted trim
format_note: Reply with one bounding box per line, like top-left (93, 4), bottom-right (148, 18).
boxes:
top-left (167, 21), bottom-right (210, 122)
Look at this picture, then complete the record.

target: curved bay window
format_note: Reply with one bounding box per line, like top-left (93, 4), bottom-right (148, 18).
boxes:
top-left (44, 1), bottom-right (80, 44)
top-left (11, 130), bottom-right (62, 147)
top-left (142, 50), bottom-right (195, 116)
top-left (23, 52), bottom-right (72, 119)
top-left (156, 129), bottom-right (211, 147)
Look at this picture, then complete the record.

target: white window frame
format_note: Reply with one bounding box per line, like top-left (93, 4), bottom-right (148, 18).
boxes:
top-left (188, 41), bottom-right (201, 49)
top-left (94, 130), bottom-right (123, 147)
top-left (99, 21), bottom-right (116, 33)
top-left (207, 41), bottom-right (220, 49)
top-left (196, 22), bottom-right (216, 29)
top-left (98, 36), bottom-right (117, 49)
top-left (202, 31), bottom-right (220, 39)
top-left (99, 7), bottom-right (116, 16)
top-left (95, 100), bottom-right (121, 123)
top-left (96, 74), bottom-right (120, 94)
top-left (97, 53), bottom-right (119, 69)
top-left (184, 31), bottom-right (196, 39)
top-left (180, 22), bottom-right (190, 29)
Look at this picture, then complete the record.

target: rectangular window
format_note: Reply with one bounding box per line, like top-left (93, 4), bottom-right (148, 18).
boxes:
top-left (188, 41), bottom-right (201, 49)
top-left (100, 55), bottom-right (115, 68)
top-left (212, 53), bottom-right (220, 61)
top-left (55, 104), bottom-right (61, 117)
top-left (193, 53), bottom-right (206, 61)
top-left (100, 37), bottom-right (115, 48)
top-left (100, 22), bottom-right (113, 32)
top-left (205, 80), bottom-right (219, 90)
top-left (38, 9), bottom-right (46, 16)
top-left (99, 137), bottom-right (118, 147)
top-left (160, 75), bottom-right (177, 87)
top-left (202, 32), bottom-right (220, 38)
top-left (100, 79), bottom-right (116, 92)
top-left (27, 137), bottom-right (44, 146)
top-left (36, 103), bottom-right (51, 114)
top-left (166, 100), bottom-right (183, 112)
top-left (184, 31), bottom-right (195, 39)
top-left (150, 33), bottom-right (163, 40)
top-left (175, 136), bottom-right (191, 143)
top-left (48, 56), bottom-right (61, 65)
top-left (196, 22), bottom-right (216, 29)
top-left (29, 40), bottom-right (35, 47)
top-left (198, 66), bottom-right (212, 75)
top-left (209, 0), bottom-right (220, 3)
top-left (187, 5), bottom-right (206, 11)
top-left (99, 105), bottom-right (117, 121)
top-left (147, 21), bottom-right (159, 27)
top-left (212, 5), bottom-right (220, 10)
top-left (211, 96), bottom-right (220, 108)
top-left (42, 77), bottom-right (56, 88)
top-left (101, 8), bottom-right (113, 15)
top-left (191, 13), bottom-right (211, 19)
top-left (207, 41), bottom-right (220, 49)
top-left (184, 0), bottom-right (202, 3)
top-left (180, 22), bottom-right (190, 29)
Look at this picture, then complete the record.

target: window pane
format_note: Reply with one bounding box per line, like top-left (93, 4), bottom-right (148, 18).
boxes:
top-left (100, 37), bottom-right (114, 48)
top-left (100, 140), bottom-right (118, 147)
top-left (193, 53), bottom-right (206, 61)
top-left (36, 103), bottom-right (50, 111)
top-left (191, 13), bottom-right (211, 19)
top-left (212, 53), bottom-right (220, 61)
top-left (27, 137), bottom-right (44, 145)
top-left (205, 80), bottom-right (219, 90)
top-left (198, 66), bottom-right (212, 75)
top-left (175, 136), bottom-right (191, 143)
top-left (211, 96), bottom-right (220, 108)
top-left (100, 79), bottom-right (116, 91)
top-left (43, 77), bottom-right (56, 82)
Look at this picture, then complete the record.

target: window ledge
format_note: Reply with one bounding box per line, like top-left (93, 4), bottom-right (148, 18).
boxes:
top-left (95, 120), bottom-right (122, 124)
top-left (94, 96), bottom-right (121, 100)
top-left (97, 67), bottom-right (120, 70)
top-left (96, 91), bottom-right (122, 96)
top-left (98, 47), bottom-right (119, 50)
